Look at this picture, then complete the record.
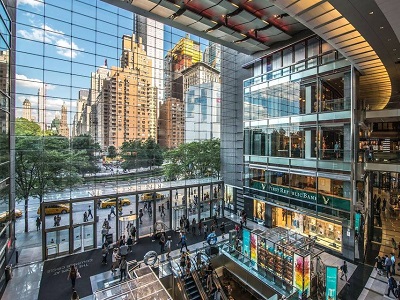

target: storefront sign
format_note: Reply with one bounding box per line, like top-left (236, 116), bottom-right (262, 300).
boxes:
top-left (251, 181), bottom-right (350, 211)
top-left (250, 233), bottom-right (258, 270)
top-left (325, 266), bottom-right (338, 300)
top-left (242, 228), bottom-right (250, 258)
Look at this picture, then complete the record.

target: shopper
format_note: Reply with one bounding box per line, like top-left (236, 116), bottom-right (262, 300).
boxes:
top-left (101, 244), bottom-right (108, 265)
top-left (110, 206), bottom-right (116, 217)
top-left (67, 265), bottom-right (80, 289)
top-left (198, 219), bottom-right (203, 236)
top-left (387, 273), bottom-right (397, 297)
top-left (71, 290), bottom-right (80, 300)
top-left (111, 248), bottom-right (120, 273)
top-left (119, 256), bottom-right (127, 282)
top-left (192, 218), bottom-right (196, 235)
top-left (102, 226), bottom-right (108, 244)
top-left (119, 242), bottom-right (128, 257)
top-left (185, 256), bottom-right (191, 278)
top-left (214, 288), bottom-right (222, 300)
top-left (178, 233), bottom-right (189, 252)
top-left (127, 235), bottom-right (133, 253)
top-left (220, 222), bottom-right (225, 239)
top-left (339, 261), bottom-right (349, 284)
top-left (375, 256), bottom-right (383, 275)
top-left (165, 236), bottom-right (172, 259)
top-left (391, 253), bottom-right (396, 275)
top-left (88, 205), bottom-right (93, 219)
top-left (385, 254), bottom-right (393, 278)
top-left (160, 233), bottom-right (166, 253)
top-left (131, 226), bottom-right (137, 241)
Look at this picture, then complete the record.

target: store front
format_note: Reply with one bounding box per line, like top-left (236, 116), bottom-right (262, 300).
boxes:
top-left (272, 207), bottom-right (342, 252)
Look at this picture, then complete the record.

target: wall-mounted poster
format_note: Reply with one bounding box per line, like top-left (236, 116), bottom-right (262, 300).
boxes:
top-left (242, 228), bottom-right (250, 258)
top-left (325, 266), bottom-right (338, 300)
top-left (250, 233), bottom-right (258, 270)
top-left (253, 199), bottom-right (266, 222)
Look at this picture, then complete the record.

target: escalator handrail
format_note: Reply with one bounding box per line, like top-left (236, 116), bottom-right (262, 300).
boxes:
top-left (212, 270), bottom-right (229, 300)
top-left (175, 274), bottom-right (191, 300)
top-left (191, 263), bottom-right (209, 300)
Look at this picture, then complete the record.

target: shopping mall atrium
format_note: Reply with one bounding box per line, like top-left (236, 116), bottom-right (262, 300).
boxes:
top-left (1, 0), bottom-right (400, 299)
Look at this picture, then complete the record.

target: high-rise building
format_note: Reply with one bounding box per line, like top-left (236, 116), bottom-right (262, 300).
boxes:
top-left (22, 98), bottom-right (32, 121)
top-left (185, 82), bottom-right (221, 143)
top-left (164, 34), bottom-right (201, 100)
top-left (135, 15), bottom-right (164, 106)
top-left (72, 89), bottom-right (90, 137)
top-left (37, 86), bottom-right (46, 130)
top-left (203, 42), bottom-right (221, 71)
top-left (59, 102), bottom-right (69, 138)
top-left (181, 61), bottom-right (220, 93)
top-left (158, 97), bottom-right (185, 149)
top-left (99, 34), bottom-right (157, 150)
top-left (88, 64), bottom-right (109, 107)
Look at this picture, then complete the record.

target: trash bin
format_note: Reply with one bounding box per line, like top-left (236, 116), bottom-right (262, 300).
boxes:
top-left (5, 265), bottom-right (12, 281)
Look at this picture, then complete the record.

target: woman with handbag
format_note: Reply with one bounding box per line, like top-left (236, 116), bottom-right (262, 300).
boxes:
top-left (67, 264), bottom-right (80, 289)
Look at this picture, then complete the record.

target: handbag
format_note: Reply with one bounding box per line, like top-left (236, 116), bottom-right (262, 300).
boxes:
top-left (76, 271), bottom-right (81, 279)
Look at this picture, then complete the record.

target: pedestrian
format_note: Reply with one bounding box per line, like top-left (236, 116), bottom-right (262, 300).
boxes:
top-left (198, 219), bottom-right (203, 236)
top-left (160, 233), bottom-right (166, 253)
top-left (67, 264), bottom-right (80, 289)
top-left (192, 218), bottom-right (196, 235)
top-left (165, 236), bottom-right (172, 259)
top-left (83, 211), bottom-right (88, 222)
top-left (88, 205), bottom-right (93, 219)
top-left (54, 215), bottom-right (57, 227)
top-left (213, 213), bottom-right (218, 226)
top-left (111, 248), bottom-right (120, 273)
top-left (110, 206), bottom-right (116, 217)
top-left (385, 255), bottom-right (393, 278)
top-left (387, 273), bottom-right (397, 297)
top-left (339, 261), bottom-right (349, 284)
top-left (180, 252), bottom-right (186, 276)
top-left (139, 209), bottom-right (143, 224)
top-left (391, 253), bottom-right (396, 275)
top-left (375, 256), bottom-right (383, 275)
top-left (36, 217), bottom-right (41, 231)
top-left (131, 226), bottom-right (137, 241)
top-left (71, 290), bottom-right (80, 300)
top-left (161, 203), bottom-right (165, 217)
top-left (148, 205), bottom-right (152, 217)
top-left (383, 198), bottom-right (387, 212)
top-left (102, 226), bottom-right (108, 244)
top-left (179, 233), bottom-right (189, 252)
top-left (220, 222), bottom-right (225, 239)
top-left (102, 244), bottom-right (108, 265)
top-left (214, 288), bottom-right (222, 300)
top-left (175, 190), bottom-right (178, 200)
top-left (57, 215), bottom-right (61, 226)
top-left (185, 256), bottom-right (191, 278)
top-left (127, 235), bottom-right (133, 252)
top-left (144, 202), bottom-right (148, 211)
top-left (204, 223), bottom-right (208, 240)
top-left (119, 256), bottom-right (127, 282)
top-left (119, 242), bottom-right (128, 257)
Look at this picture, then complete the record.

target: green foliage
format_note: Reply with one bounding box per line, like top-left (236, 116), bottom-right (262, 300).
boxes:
top-left (71, 134), bottom-right (101, 174)
top-left (107, 145), bottom-right (117, 159)
top-left (14, 119), bottom-right (84, 232)
top-left (163, 139), bottom-right (220, 180)
top-left (120, 138), bottom-right (164, 170)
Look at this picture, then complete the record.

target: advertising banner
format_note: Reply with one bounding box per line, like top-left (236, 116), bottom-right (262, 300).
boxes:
top-left (253, 199), bottom-right (266, 223)
top-left (355, 212), bottom-right (361, 233)
top-left (304, 255), bottom-right (311, 297)
top-left (293, 254), bottom-right (304, 291)
top-left (325, 266), bottom-right (338, 300)
top-left (250, 233), bottom-right (258, 269)
top-left (242, 228), bottom-right (250, 258)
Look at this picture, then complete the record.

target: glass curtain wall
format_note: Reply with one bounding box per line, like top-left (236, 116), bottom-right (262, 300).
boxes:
top-left (14, 0), bottom-right (228, 261)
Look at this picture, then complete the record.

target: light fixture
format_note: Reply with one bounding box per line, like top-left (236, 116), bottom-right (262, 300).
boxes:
top-left (380, 26), bottom-right (384, 29)
top-left (205, 23), bottom-right (222, 33)
top-left (233, 36), bottom-right (250, 44)
top-left (394, 49), bottom-right (397, 51)
top-left (231, 2), bottom-right (239, 8)
top-left (169, 8), bottom-right (186, 20)
top-left (369, 11), bottom-right (374, 15)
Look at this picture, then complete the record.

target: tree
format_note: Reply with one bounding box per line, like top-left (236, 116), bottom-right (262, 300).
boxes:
top-left (120, 138), bottom-right (164, 170)
top-left (163, 139), bottom-right (220, 180)
top-left (107, 146), bottom-right (117, 159)
top-left (14, 118), bottom-right (84, 232)
top-left (71, 134), bottom-right (101, 174)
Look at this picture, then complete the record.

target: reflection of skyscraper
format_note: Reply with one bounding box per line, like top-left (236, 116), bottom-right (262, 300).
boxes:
top-left (22, 98), bottom-right (32, 121)
top-left (136, 15), bottom-right (164, 105)
top-left (158, 97), bottom-right (185, 149)
top-left (59, 102), bottom-right (69, 138)
top-left (203, 42), bottom-right (221, 71)
top-left (38, 86), bottom-right (46, 130)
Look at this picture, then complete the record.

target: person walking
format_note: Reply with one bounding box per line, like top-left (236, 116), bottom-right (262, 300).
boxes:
top-left (110, 206), bottom-right (116, 217)
top-left (214, 288), bottom-right (222, 300)
top-left (185, 256), bottom-right (192, 278)
top-left (130, 226), bottom-right (137, 241)
top-left (198, 219), bottom-right (203, 236)
top-left (71, 290), bottom-right (80, 300)
top-left (391, 253), bottom-right (396, 275)
top-left (111, 248), bottom-right (120, 273)
top-left (340, 261), bottom-right (349, 284)
top-left (220, 222), bottom-right (226, 239)
top-left (179, 233), bottom-right (189, 252)
top-left (204, 223), bottom-right (208, 240)
top-left (101, 244), bottom-right (108, 265)
top-left (385, 254), bottom-right (393, 278)
top-left (127, 235), bottom-right (133, 253)
top-left (83, 211), bottom-right (88, 222)
top-left (160, 233), bottom-right (166, 253)
top-left (161, 203), bottom-right (165, 217)
top-left (165, 236), bottom-right (172, 259)
top-left (102, 226), bottom-right (108, 244)
top-left (88, 205), bottom-right (93, 219)
top-left (67, 265), bottom-right (80, 289)
top-left (192, 218), bottom-right (196, 235)
top-left (387, 273), bottom-right (397, 297)
top-left (119, 256), bottom-right (127, 282)
top-left (36, 217), bottom-right (41, 231)
top-left (139, 209), bottom-right (143, 225)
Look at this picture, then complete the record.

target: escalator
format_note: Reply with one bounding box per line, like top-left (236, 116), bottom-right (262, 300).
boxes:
top-left (183, 274), bottom-right (202, 300)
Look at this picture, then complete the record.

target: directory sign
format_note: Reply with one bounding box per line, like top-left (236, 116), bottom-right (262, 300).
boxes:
top-left (325, 266), bottom-right (338, 300)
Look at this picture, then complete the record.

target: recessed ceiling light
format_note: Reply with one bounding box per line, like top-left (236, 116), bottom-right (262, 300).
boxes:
top-left (388, 39), bottom-right (392, 41)
top-left (369, 11), bottom-right (374, 15)
top-left (380, 26), bottom-right (384, 29)
top-left (394, 49), bottom-right (397, 51)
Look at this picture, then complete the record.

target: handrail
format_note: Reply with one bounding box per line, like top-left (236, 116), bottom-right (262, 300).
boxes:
top-left (212, 270), bottom-right (229, 300)
top-left (191, 264), bottom-right (209, 300)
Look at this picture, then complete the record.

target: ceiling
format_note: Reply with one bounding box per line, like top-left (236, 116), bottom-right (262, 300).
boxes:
top-left (104, 0), bottom-right (400, 110)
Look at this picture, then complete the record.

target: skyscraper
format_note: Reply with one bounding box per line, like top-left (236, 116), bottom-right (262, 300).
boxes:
top-left (37, 86), bottom-right (46, 130)
top-left (158, 97), bottom-right (185, 149)
top-left (22, 98), bottom-right (32, 121)
top-left (135, 15), bottom-right (164, 106)
top-left (59, 102), bottom-right (69, 138)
